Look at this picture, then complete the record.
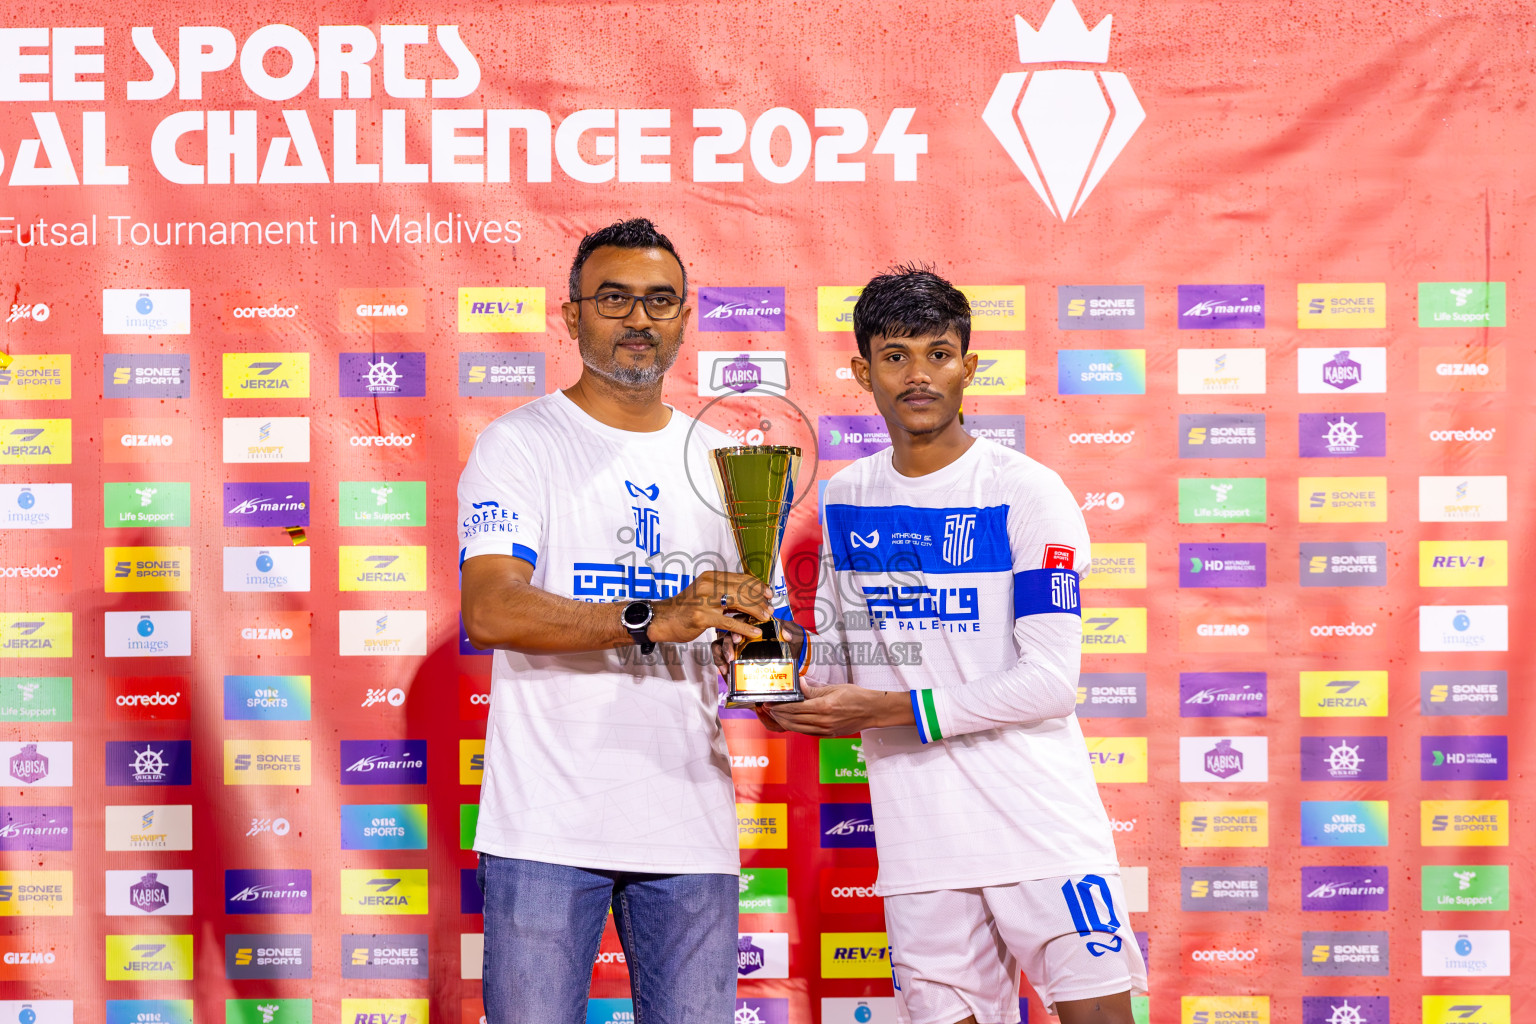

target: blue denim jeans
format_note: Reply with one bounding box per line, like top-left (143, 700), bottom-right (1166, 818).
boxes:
top-left (477, 853), bottom-right (739, 1024)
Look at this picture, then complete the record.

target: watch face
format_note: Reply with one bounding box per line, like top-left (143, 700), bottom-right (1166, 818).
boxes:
top-left (623, 602), bottom-right (650, 627)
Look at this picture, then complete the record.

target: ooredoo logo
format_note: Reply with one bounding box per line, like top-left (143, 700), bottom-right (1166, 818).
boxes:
top-left (818, 867), bottom-right (879, 914)
top-left (109, 676), bottom-right (190, 721)
top-left (221, 291), bottom-right (303, 331)
top-left (982, 0), bottom-right (1145, 221)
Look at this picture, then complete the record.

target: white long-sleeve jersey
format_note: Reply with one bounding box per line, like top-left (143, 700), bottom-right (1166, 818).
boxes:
top-left (807, 437), bottom-right (1122, 896)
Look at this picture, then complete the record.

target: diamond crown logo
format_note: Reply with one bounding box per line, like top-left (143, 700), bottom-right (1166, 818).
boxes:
top-left (983, 0), bottom-right (1146, 220)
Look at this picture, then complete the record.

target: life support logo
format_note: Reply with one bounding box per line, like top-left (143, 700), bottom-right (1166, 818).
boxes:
top-left (982, 0), bottom-right (1145, 220)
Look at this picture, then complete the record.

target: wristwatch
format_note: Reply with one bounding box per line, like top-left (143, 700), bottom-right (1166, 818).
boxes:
top-left (621, 600), bottom-right (656, 655)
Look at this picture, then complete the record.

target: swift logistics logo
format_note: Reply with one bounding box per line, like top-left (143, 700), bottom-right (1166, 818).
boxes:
top-left (104, 354), bottom-right (191, 398)
top-left (1075, 672), bottom-right (1146, 717)
top-left (1, 483), bottom-right (71, 529)
top-left (1180, 801), bottom-right (1268, 847)
top-left (1300, 736), bottom-right (1388, 781)
top-left (222, 417), bottom-right (310, 463)
top-left (0, 355), bottom-right (69, 400)
top-left (339, 610), bottom-right (428, 656)
top-left (1299, 671), bottom-right (1388, 717)
top-left (103, 289), bottom-right (191, 334)
top-left (224, 740), bottom-right (311, 785)
top-left (221, 353), bottom-right (311, 398)
top-left (1297, 413), bottom-right (1386, 457)
top-left (981, 0), bottom-right (1145, 221)
top-left (1299, 476), bottom-right (1387, 523)
top-left (1300, 542), bottom-right (1386, 587)
top-left (1082, 543), bottom-right (1146, 589)
top-left (339, 481), bottom-right (427, 527)
top-left (1300, 801), bottom-right (1389, 847)
top-left (338, 352), bottom-right (427, 397)
top-left (1176, 348), bottom-right (1266, 394)
top-left (340, 870), bottom-right (428, 915)
top-left (1419, 476), bottom-right (1508, 522)
top-left (1419, 540), bottom-right (1507, 587)
top-left (223, 676), bottom-right (311, 722)
top-left (458, 287), bottom-right (545, 332)
top-left (1057, 349), bottom-right (1146, 394)
top-left (1179, 672), bottom-right (1267, 718)
top-left (1419, 282), bottom-right (1505, 327)
top-left (698, 287), bottom-right (787, 332)
top-left (339, 546), bottom-right (428, 591)
top-left (103, 804), bottom-right (190, 851)
top-left (1178, 285), bottom-right (1265, 329)
top-left (1303, 931), bottom-right (1389, 976)
top-left (0, 614), bottom-right (72, 658)
top-left (224, 870), bottom-right (313, 915)
top-left (1422, 865), bottom-right (1509, 911)
top-left (103, 482), bottom-right (190, 527)
top-left (104, 933), bottom-right (194, 980)
top-left (1300, 866), bottom-right (1388, 911)
top-left (1180, 866), bottom-right (1268, 911)
top-left (458, 352), bottom-right (546, 396)
top-left (0, 419), bottom-right (71, 465)
top-left (1422, 737), bottom-right (1508, 781)
top-left (1421, 670), bottom-right (1507, 716)
top-left (1297, 283), bottom-right (1386, 328)
top-left (1179, 414), bottom-right (1264, 458)
top-left (225, 933), bottom-right (313, 980)
top-left (104, 547), bottom-right (190, 593)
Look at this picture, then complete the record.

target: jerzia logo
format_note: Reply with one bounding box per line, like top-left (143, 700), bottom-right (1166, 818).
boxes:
top-left (982, 0), bottom-right (1145, 220)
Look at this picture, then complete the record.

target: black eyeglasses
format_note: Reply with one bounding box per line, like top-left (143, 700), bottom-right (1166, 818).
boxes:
top-left (575, 291), bottom-right (685, 320)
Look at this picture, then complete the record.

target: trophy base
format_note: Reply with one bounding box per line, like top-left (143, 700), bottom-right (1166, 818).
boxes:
top-left (725, 626), bottom-right (803, 708)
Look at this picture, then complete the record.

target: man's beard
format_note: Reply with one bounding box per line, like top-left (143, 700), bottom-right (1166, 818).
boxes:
top-left (577, 323), bottom-right (679, 387)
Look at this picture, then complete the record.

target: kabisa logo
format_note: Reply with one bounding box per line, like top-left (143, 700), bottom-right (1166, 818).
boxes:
top-left (127, 872), bottom-right (172, 914)
top-left (1324, 351), bottom-right (1361, 389)
top-left (981, 0), bottom-right (1145, 220)
top-left (697, 351), bottom-right (790, 396)
top-left (5, 742), bottom-right (55, 785)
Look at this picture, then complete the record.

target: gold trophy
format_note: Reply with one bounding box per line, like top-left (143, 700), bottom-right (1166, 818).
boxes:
top-left (711, 445), bottom-right (804, 707)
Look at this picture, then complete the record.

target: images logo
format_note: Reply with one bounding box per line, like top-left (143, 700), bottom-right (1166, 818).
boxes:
top-left (1179, 866), bottom-right (1268, 911)
top-left (222, 417), bottom-right (310, 463)
top-left (1180, 801), bottom-right (1268, 847)
top-left (223, 547), bottom-right (311, 593)
top-left (1421, 670), bottom-right (1506, 717)
top-left (1298, 284), bottom-right (1386, 329)
top-left (1058, 286), bottom-right (1145, 328)
top-left (1299, 542), bottom-right (1386, 588)
top-left (340, 870), bottom-right (428, 915)
top-left (1, 483), bottom-right (71, 530)
top-left (1298, 476), bottom-right (1387, 523)
top-left (1057, 349), bottom-right (1147, 394)
top-left (698, 287), bottom-right (787, 332)
top-left (1300, 866), bottom-right (1388, 912)
top-left (966, 350), bottom-right (1027, 395)
top-left (459, 351), bottom-right (546, 396)
top-left (0, 355), bottom-right (69, 401)
top-left (224, 740), bottom-right (311, 786)
top-left (982, 1), bottom-right (1144, 221)
top-left (1297, 412), bottom-right (1386, 458)
top-left (104, 547), bottom-right (190, 593)
top-left (339, 546), bottom-right (427, 591)
top-left (1300, 801), bottom-right (1390, 847)
top-left (337, 352), bottom-right (427, 398)
top-left (1178, 285), bottom-right (1265, 329)
top-left (1422, 736), bottom-right (1507, 782)
top-left (0, 614), bottom-right (72, 658)
top-left (1179, 672), bottom-right (1267, 718)
top-left (1419, 476), bottom-right (1507, 523)
top-left (339, 481), bottom-right (427, 527)
top-left (339, 288), bottom-right (425, 333)
top-left (224, 870), bottom-right (312, 915)
top-left (0, 419), bottom-right (71, 465)
top-left (103, 289), bottom-right (191, 334)
top-left (103, 481), bottom-right (190, 528)
top-left (105, 740), bottom-right (192, 786)
top-left (221, 354), bottom-right (311, 398)
top-left (104, 354), bottom-right (191, 398)
top-left (1178, 414), bottom-right (1264, 458)
top-left (1300, 737), bottom-right (1388, 781)
top-left (1422, 865), bottom-right (1509, 912)
top-left (1299, 671), bottom-right (1388, 717)
top-left (105, 933), bottom-right (193, 980)
top-left (1179, 543), bottom-right (1266, 588)
top-left (1420, 282), bottom-right (1505, 327)
top-left (1419, 606), bottom-right (1508, 652)
top-left (1298, 348), bottom-right (1386, 393)
top-left (1421, 930), bottom-right (1510, 977)
top-left (223, 676), bottom-right (311, 722)
top-left (1419, 541), bottom-right (1507, 587)
top-left (1075, 672), bottom-right (1146, 718)
top-left (457, 286), bottom-right (545, 332)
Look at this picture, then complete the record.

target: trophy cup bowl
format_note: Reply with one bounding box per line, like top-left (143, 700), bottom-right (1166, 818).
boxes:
top-left (710, 444), bottom-right (804, 707)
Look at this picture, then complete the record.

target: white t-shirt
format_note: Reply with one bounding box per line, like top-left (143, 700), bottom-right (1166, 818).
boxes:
top-left (808, 438), bottom-right (1122, 896)
top-left (457, 390), bottom-right (747, 875)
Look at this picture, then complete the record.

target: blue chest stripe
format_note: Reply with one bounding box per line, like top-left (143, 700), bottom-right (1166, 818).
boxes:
top-left (825, 503), bottom-right (1011, 575)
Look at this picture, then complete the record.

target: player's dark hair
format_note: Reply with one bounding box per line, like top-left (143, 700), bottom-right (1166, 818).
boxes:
top-left (852, 263), bottom-right (971, 360)
top-left (568, 218), bottom-right (687, 301)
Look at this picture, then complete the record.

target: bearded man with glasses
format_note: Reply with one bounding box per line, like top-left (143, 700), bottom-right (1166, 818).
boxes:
top-left (458, 218), bottom-right (783, 1022)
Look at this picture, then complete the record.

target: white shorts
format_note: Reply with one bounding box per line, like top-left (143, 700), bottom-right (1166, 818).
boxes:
top-left (884, 873), bottom-right (1148, 1024)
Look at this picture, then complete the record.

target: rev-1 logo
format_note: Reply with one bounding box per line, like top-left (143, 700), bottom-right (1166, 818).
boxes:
top-left (862, 585), bottom-right (981, 631)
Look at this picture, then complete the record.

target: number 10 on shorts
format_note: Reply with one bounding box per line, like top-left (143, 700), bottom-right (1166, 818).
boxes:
top-left (1060, 875), bottom-right (1123, 956)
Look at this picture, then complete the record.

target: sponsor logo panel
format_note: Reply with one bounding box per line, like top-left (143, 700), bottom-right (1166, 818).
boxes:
top-left (103, 481), bottom-right (190, 527)
top-left (1299, 476), bottom-right (1387, 522)
top-left (1419, 605), bottom-right (1508, 652)
top-left (339, 610), bottom-right (428, 656)
top-left (1300, 801), bottom-right (1390, 846)
top-left (105, 869), bottom-right (193, 916)
top-left (1418, 476), bottom-right (1507, 522)
top-left (223, 482), bottom-right (310, 527)
top-left (1086, 737), bottom-right (1147, 782)
top-left (1179, 608), bottom-right (1266, 653)
top-left (1419, 540), bottom-right (1507, 587)
top-left (459, 738), bottom-right (485, 784)
top-left (224, 870), bottom-right (312, 915)
top-left (967, 350), bottom-right (1027, 395)
top-left (1300, 866), bottom-right (1388, 911)
top-left (1422, 865), bottom-right (1508, 911)
top-left (0, 676), bottom-right (72, 722)
top-left (224, 740), bottom-right (312, 786)
top-left (231, 610), bottom-right (311, 657)
top-left (1178, 284), bottom-right (1265, 329)
top-left (222, 417), bottom-right (310, 463)
top-left (0, 1001), bottom-right (72, 1022)
top-left (695, 350), bottom-right (789, 396)
top-left (339, 481), bottom-right (427, 527)
top-left (458, 287), bottom-right (545, 332)
top-left (823, 999), bottom-right (900, 1024)
top-left (339, 869), bottom-right (428, 915)
top-left (219, 290), bottom-right (305, 332)
top-left (1083, 543), bottom-right (1146, 589)
top-left (104, 546), bottom-right (190, 593)
top-left (1300, 736), bottom-right (1388, 780)
top-left (338, 352), bottom-right (427, 397)
top-left (1180, 672), bottom-right (1267, 718)
top-left (1178, 478), bottom-right (1266, 523)
top-left (341, 740), bottom-right (427, 785)
top-left (1297, 412), bottom-right (1386, 458)
top-left (820, 802), bottom-right (877, 848)
top-left (819, 867), bottom-right (880, 915)
top-left (339, 546), bottom-right (428, 591)
top-left (698, 286), bottom-right (787, 332)
top-left (340, 804), bottom-right (428, 850)
top-left (737, 803), bottom-right (788, 850)
top-left (104, 933), bottom-right (194, 980)
top-left (226, 933), bottom-right (313, 980)
top-left (343, 933), bottom-right (430, 979)
top-left (1299, 542), bottom-right (1386, 587)
top-left (737, 931), bottom-right (790, 979)
top-left (0, 354), bottom-right (70, 400)
top-left (738, 868), bottom-right (789, 915)
top-left (1082, 607), bottom-right (1147, 653)
top-left (1297, 283), bottom-right (1386, 329)
top-left (0, 870), bottom-right (72, 915)
top-left (459, 351), bottom-right (547, 397)
top-left (1419, 346), bottom-right (1506, 392)
top-left (1058, 349), bottom-right (1147, 394)
top-left (1421, 930), bottom-right (1510, 977)
top-left (223, 675), bottom-right (310, 721)
top-left (1180, 866), bottom-right (1268, 911)
top-left (1422, 800), bottom-right (1509, 846)
top-left (1297, 347), bottom-right (1386, 393)
top-left (337, 413), bottom-right (425, 462)
top-left (1421, 670), bottom-right (1506, 716)
top-left (1299, 670), bottom-right (1388, 717)
top-left (1422, 996), bottom-right (1508, 1024)
top-left (725, 736), bottom-right (788, 786)
top-left (0, 419), bottom-right (71, 465)
top-left (339, 288), bottom-right (425, 333)
top-left (103, 417), bottom-right (191, 463)
top-left (1180, 543), bottom-right (1266, 588)
top-left (1419, 410), bottom-right (1505, 458)
top-left (1419, 281), bottom-right (1505, 326)
top-left (1076, 672), bottom-right (1146, 718)
top-left (1, 740), bottom-right (71, 787)
top-left (817, 286), bottom-right (862, 331)
top-left (0, 613), bottom-right (72, 658)
top-left (819, 415), bottom-right (889, 460)
top-left (1180, 801), bottom-right (1269, 847)
top-left (221, 353), bottom-right (311, 398)
top-left (105, 739), bottom-right (191, 786)
top-left (1179, 414), bottom-right (1264, 458)
top-left (104, 804), bottom-right (191, 851)
top-left (1176, 348), bottom-right (1266, 394)
top-left (103, 353), bottom-right (192, 398)
top-left (959, 285), bottom-right (1027, 331)
top-left (222, 547), bottom-right (311, 593)
top-left (1178, 736), bottom-right (1268, 783)
top-left (964, 414), bottom-right (1027, 451)
top-left (3, 483), bottom-right (72, 530)
top-left (1181, 995), bottom-right (1270, 1024)
top-left (1058, 285), bottom-right (1144, 329)
top-left (819, 931), bottom-right (889, 978)
top-left (0, 547), bottom-right (69, 588)
top-left (103, 289), bottom-right (191, 334)
top-left (106, 1001), bottom-right (192, 1024)
top-left (1302, 931), bottom-right (1390, 976)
